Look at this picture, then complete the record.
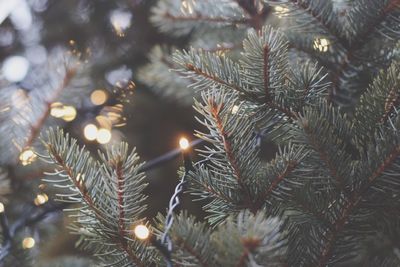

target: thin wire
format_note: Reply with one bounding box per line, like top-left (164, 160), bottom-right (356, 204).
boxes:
top-left (160, 170), bottom-right (188, 267)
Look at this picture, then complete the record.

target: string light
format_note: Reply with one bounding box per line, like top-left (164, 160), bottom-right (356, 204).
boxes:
top-left (50, 103), bottom-right (77, 121)
top-left (22, 237), bottom-right (35, 249)
top-left (61, 106), bottom-right (77, 122)
top-left (0, 202), bottom-right (4, 213)
top-left (134, 224), bottom-right (150, 240)
top-left (90, 90), bottom-right (108, 105)
top-left (179, 137), bottom-right (190, 150)
top-left (313, 37), bottom-right (330, 52)
top-left (83, 124), bottom-right (98, 141)
top-left (2, 55), bottom-right (30, 82)
top-left (34, 193), bottom-right (48, 206)
top-left (19, 148), bottom-right (37, 166)
top-left (96, 128), bottom-right (112, 144)
top-left (274, 6), bottom-right (289, 18)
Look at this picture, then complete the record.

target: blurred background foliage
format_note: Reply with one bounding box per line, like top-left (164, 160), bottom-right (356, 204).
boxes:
top-left (0, 0), bottom-right (203, 262)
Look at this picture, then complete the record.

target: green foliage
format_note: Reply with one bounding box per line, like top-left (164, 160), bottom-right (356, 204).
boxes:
top-left (185, 24), bottom-right (400, 266)
top-left (353, 60), bottom-right (400, 146)
top-left (151, 0), bottom-right (247, 37)
top-left (156, 210), bottom-right (286, 267)
top-left (40, 128), bottom-right (157, 267)
top-left (0, 51), bottom-right (91, 164)
top-left (23, 1), bottom-right (400, 266)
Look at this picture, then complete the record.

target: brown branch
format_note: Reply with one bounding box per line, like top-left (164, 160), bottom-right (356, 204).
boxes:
top-left (174, 236), bottom-right (210, 267)
top-left (380, 87), bottom-right (400, 123)
top-left (261, 160), bottom-right (298, 203)
top-left (23, 68), bottom-right (77, 152)
top-left (111, 157), bottom-right (127, 241)
top-left (208, 99), bottom-right (257, 213)
top-left (186, 63), bottom-right (245, 94)
top-left (317, 145), bottom-right (400, 267)
top-left (235, 237), bottom-right (261, 267)
top-left (47, 145), bottom-right (146, 267)
top-left (186, 64), bottom-right (297, 119)
top-left (302, 122), bottom-right (348, 193)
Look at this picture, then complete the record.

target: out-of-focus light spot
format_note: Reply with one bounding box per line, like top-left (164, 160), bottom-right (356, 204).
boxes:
top-left (0, 202), bottom-right (4, 213)
top-left (9, 0), bottom-right (32, 30)
top-left (231, 105), bottom-right (239, 114)
top-left (90, 90), bottom-right (108, 105)
top-left (50, 103), bottom-right (77, 121)
top-left (274, 6), bottom-right (289, 17)
top-left (96, 128), bottom-right (112, 144)
top-left (22, 237), bottom-right (35, 249)
top-left (61, 106), bottom-right (76, 122)
top-left (179, 137), bottom-right (190, 150)
top-left (34, 193), bottom-right (48, 206)
top-left (50, 102), bottom-right (64, 118)
top-left (134, 225), bottom-right (150, 240)
top-left (313, 37), bottom-right (330, 52)
top-left (2, 55), bottom-right (30, 82)
top-left (84, 124), bottom-right (98, 141)
top-left (109, 9), bottom-right (132, 37)
top-left (19, 148), bottom-right (37, 166)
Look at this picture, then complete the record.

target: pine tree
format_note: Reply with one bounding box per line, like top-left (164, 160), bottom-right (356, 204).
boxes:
top-left (1, 0), bottom-right (400, 266)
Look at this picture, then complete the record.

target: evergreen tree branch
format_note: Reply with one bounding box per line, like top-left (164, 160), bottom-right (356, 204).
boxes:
top-left (0, 202), bottom-right (68, 262)
top-left (317, 144), bottom-right (400, 266)
top-left (22, 67), bottom-right (77, 153)
top-left (40, 128), bottom-right (154, 267)
top-left (353, 61), bottom-right (400, 145)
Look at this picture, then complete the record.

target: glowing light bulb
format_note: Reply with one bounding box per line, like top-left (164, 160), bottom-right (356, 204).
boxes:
top-left (0, 202), bottom-right (4, 213)
top-left (96, 128), bottom-right (112, 144)
top-left (50, 102), bottom-right (65, 118)
top-left (2, 55), bottom-right (30, 82)
top-left (62, 106), bottom-right (77, 122)
top-left (50, 103), bottom-right (76, 121)
top-left (22, 237), bottom-right (35, 249)
top-left (274, 6), bottom-right (289, 18)
top-left (179, 137), bottom-right (190, 150)
top-left (34, 193), bottom-right (48, 206)
top-left (90, 90), bottom-right (108, 105)
top-left (134, 225), bottom-right (150, 240)
top-left (313, 37), bottom-right (330, 52)
top-left (19, 148), bottom-right (37, 166)
top-left (84, 124), bottom-right (98, 141)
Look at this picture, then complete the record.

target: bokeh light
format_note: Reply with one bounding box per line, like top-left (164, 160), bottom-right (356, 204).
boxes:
top-left (83, 124), bottom-right (98, 141)
top-left (2, 55), bottom-right (30, 82)
top-left (134, 225), bottom-right (150, 240)
top-left (22, 237), bottom-right (35, 249)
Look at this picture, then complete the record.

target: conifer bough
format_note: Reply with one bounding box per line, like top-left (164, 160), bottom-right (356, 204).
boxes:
top-left (21, 0), bottom-right (400, 266)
